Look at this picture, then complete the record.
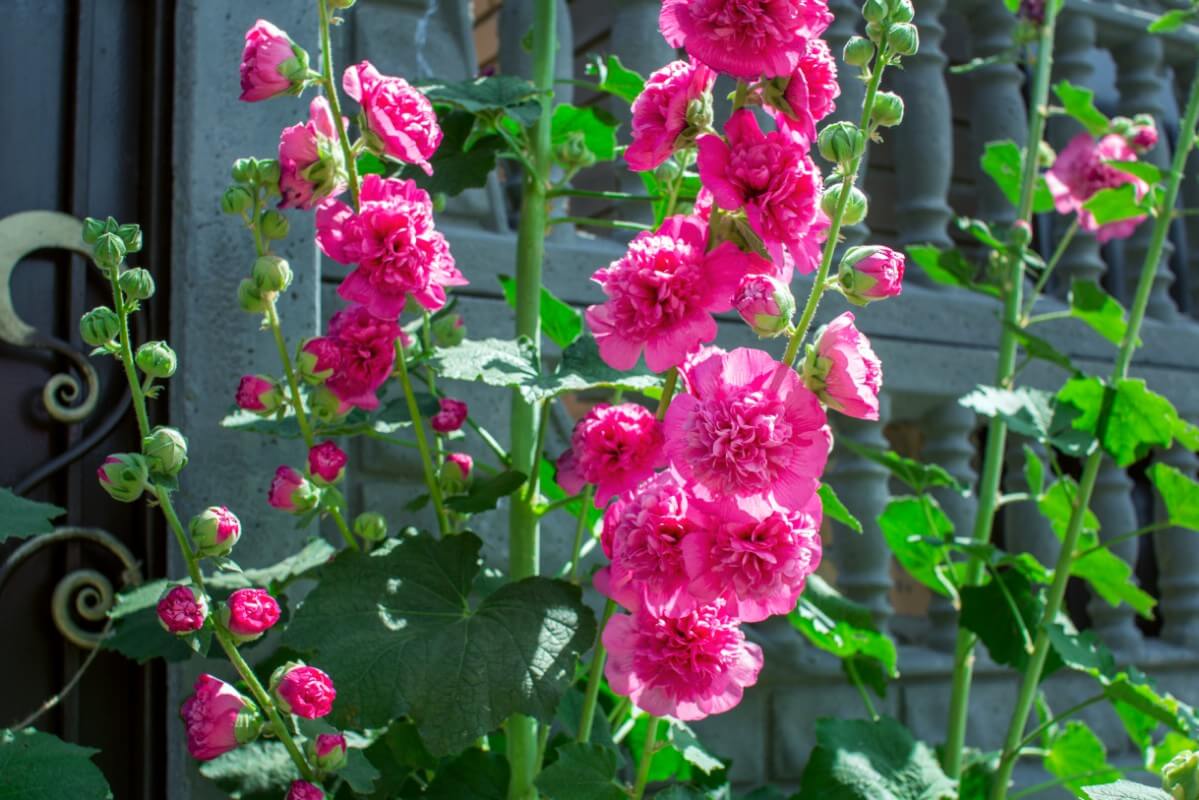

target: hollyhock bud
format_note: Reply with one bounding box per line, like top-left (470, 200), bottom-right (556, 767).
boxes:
top-left (440, 452), bottom-right (473, 494)
top-left (804, 312), bottom-right (883, 420)
top-left (297, 338), bottom-right (339, 385)
top-left (239, 20), bottom-right (309, 103)
top-left (238, 278), bottom-right (270, 314)
top-left (839, 245), bottom-right (905, 304)
top-left (1017, 0), bottom-right (1046, 23)
top-left (181, 674), bottom-right (263, 761)
top-left (136, 340), bottom-right (177, 379)
top-left (890, 0), bottom-right (915, 22)
top-left (93, 232), bottom-right (126, 271)
top-left (190, 506), bottom-right (242, 558)
top-left (279, 96), bottom-right (349, 210)
top-left (431, 314), bottom-right (466, 347)
top-left (818, 122), bottom-right (866, 165)
top-left (97, 453), bottom-right (148, 503)
top-left (329, 0), bottom-right (356, 7)
top-left (260, 210), bottom-right (291, 240)
top-left (1129, 118), bottom-right (1158, 153)
top-left (822, 183), bottom-right (869, 226)
top-left (556, 131), bottom-right (597, 170)
top-left (862, 0), bottom-right (888, 23)
top-left (143, 426), bottom-right (189, 478)
top-left (1010, 220), bottom-right (1033, 249)
top-left (308, 733), bottom-right (348, 773)
top-left (309, 386), bottom-right (350, 425)
top-left (252, 255), bottom-right (293, 294)
top-left (80, 306), bottom-right (120, 347)
top-left (116, 222), bottom-right (142, 253)
top-left (353, 511), bottom-right (388, 542)
top-left (271, 662), bottom-right (336, 719)
top-left (82, 217), bottom-right (107, 245)
top-left (871, 92), bottom-right (905, 128)
top-left (286, 781), bottom-right (326, 800)
top-left (844, 36), bottom-right (875, 67)
top-left (269, 466), bottom-right (319, 514)
top-left (1165, 751), bottom-right (1199, 800)
top-left (157, 585), bottom-right (208, 635)
top-left (734, 274), bottom-right (795, 338)
top-left (119, 268), bottom-right (156, 301)
top-left (221, 185), bottom-right (253, 215)
top-left (221, 588), bottom-right (281, 643)
top-left (887, 22), bottom-right (919, 56)
top-left (430, 397), bottom-right (468, 434)
top-left (231, 158), bottom-right (256, 184)
top-left (236, 375), bottom-right (284, 415)
top-left (308, 441), bottom-right (348, 486)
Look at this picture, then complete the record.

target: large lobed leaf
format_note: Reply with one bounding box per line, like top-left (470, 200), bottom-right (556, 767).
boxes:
top-left (536, 743), bottom-right (625, 800)
top-left (791, 575), bottom-right (898, 696)
top-left (959, 568), bottom-right (1063, 676)
top-left (0, 488), bottom-right (65, 542)
top-left (1043, 721), bottom-right (1121, 795)
top-left (1082, 782), bottom-right (1171, 800)
top-left (0, 728), bottom-right (112, 799)
top-left (877, 495), bottom-right (956, 597)
top-left (1057, 377), bottom-right (1181, 467)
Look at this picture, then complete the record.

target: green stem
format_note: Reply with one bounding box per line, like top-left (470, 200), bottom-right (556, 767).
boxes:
top-left (577, 599), bottom-right (616, 743)
top-left (943, 7), bottom-right (1063, 778)
top-left (845, 660), bottom-right (880, 721)
top-left (547, 216), bottom-right (653, 232)
top-left (1074, 521), bottom-right (1172, 560)
top-left (318, 0), bottom-right (360, 210)
top-left (1015, 693), bottom-right (1106, 753)
top-left (109, 271), bottom-right (151, 439)
top-left (631, 716), bottom-right (662, 800)
top-left (1022, 218), bottom-right (1079, 320)
top-left (539, 492), bottom-right (585, 515)
top-left (989, 56), bottom-right (1199, 800)
top-left (546, 188), bottom-right (660, 202)
top-left (656, 368), bottom-right (679, 421)
top-left (1026, 310), bottom-right (1072, 325)
top-left (567, 486), bottom-right (596, 585)
top-left (396, 345), bottom-right (450, 537)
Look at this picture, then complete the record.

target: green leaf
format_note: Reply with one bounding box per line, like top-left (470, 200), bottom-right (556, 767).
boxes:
top-left (1069, 280), bottom-right (1131, 347)
top-left (839, 439), bottom-right (968, 494)
top-left (551, 104), bottom-right (619, 163)
top-left (585, 54), bottom-right (646, 103)
top-left (1106, 160), bottom-right (1164, 185)
top-left (498, 274), bottom-right (582, 349)
top-left (1044, 722), bottom-right (1121, 795)
top-left (0, 488), bottom-right (65, 542)
top-left (819, 483), bottom-right (862, 533)
top-left (1083, 781), bottom-right (1172, 800)
top-left (339, 747), bottom-right (382, 795)
top-left (536, 743), bottom-right (625, 800)
top-left (980, 140), bottom-right (1055, 214)
top-left (198, 741), bottom-right (298, 797)
top-left (1083, 184), bottom-right (1148, 225)
top-left (400, 110), bottom-right (504, 197)
top-left (428, 337), bottom-right (541, 389)
top-left (101, 578), bottom-right (208, 663)
top-left (960, 385), bottom-right (1055, 441)
top-left (0, 728), bottom-right (112, 800)
top-left (960, 568), bottom-right (1063, 675)
top-left (877, 496), bottom-right (957, 596)
top-left (361, 720), bottom-right (438, 797)
top-left (1072, 544), bottom-right (1157, 618)
top-left (282, 533), bottom-right (596, 755)
top-left (1008, 324), bottom-right (1077, 373)
top-left (624, 716), bottom-right (725, 784)
top-left (1149, 8), bottom-right (1197, 33)
top-left (1038, 477), bottom-right (1100, 539)
top-left (1024, 445), bottom-right (1045, 496)
top-left (796, 717), bottom-right (956, 800)
top-left (538, 334), bottom-right (664, 401)
top-left (907, 244), bottom-right (1001, 299)
top-left (1058, 377), bottom-right (1179, 467)
top-left (444, 470), bottom-right (527, 513)
top-left (791, 575), bottom-right (898, 684)
top-left (421, 749), bottom-right (509, 800)
top-left (956, 217), bottom-right (1007, 250)
top-left (1054, 81), bottom-right (1111, 136)
top-left (207, 538), bottom-right (336, 592)
top-left (1149, 463), bottom-right (1199, 530)
top-left (419, 75), bottom-right (542, 125)
top-left (357, 152), bottom-right (388, 176)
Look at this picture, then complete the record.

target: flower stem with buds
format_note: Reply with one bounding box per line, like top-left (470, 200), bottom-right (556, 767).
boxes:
top-left (318, 0), bottom-right (360, 209)
top-left (396, 343), bottom-right (451, 536)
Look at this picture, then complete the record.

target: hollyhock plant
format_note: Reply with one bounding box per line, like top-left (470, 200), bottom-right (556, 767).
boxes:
top-left (308, 441), bottom-right (348, 485)
top-left (586, 214), bottom-right (772, 372)
top-left (838, 245), bottom-right (905, 305)
top-left (269, 466), bottom-right (319, 514)
top-left (223, 588), bottom-right (282, 642)
top-left (287, 781), bottom-right (326, 800)
top-left (342, 61), bottom-right (442, 173)
top-left (157, 585), bottom-right (208, 635)
top-left (323, 304), bottom-right (406, 412)
top-left (180, 674), bottom-right (262, 761)
top-left (1045, 132), bottom-right (1149, 242)
top-left (603, 598), bottom-right (764, 721)
top-left (239, 20), bottom-right (306, 102)
top-left (698, 110), bottom-right (824, 271)
top-left (272, 663), bottom-right (337, 719)
top-left (682, 494), bottom-right (823, 622)
top-left (430, 397), bottom-right (468, 433)
top-left (659, 0), bottom-right (833, 81)
top-left (664, 347), bottom-right (832, 509)
top-left (556, 403), bottom-right (668, 505)
top-left (278, 96), bottom-right (348, 210)
top-left (625, 59), bottom-right (717, 172)
top-left (236, 374), bottom-right (282, 414)
top-left (317, 175), bottom-right (465, 319)
top-left (803, 311), bottom-right (883, 420)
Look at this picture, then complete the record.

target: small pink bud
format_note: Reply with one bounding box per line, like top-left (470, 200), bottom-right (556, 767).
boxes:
top-left (239, 20), bottom-right (308, 103)
top-left (236, 375), bottom-right (283, 414)
top-left (180, 674), bottom-right (263, 761)
top-left (308, 733), bottom-right (348, 773)
top-left (1131, 124), bottom-right (1158, 153)
top-left (269, 466), bottom-right (319, 514)
top-left (802, 311), bottom-right (883, 420)
top-left (222, 588), bottom-right (281, 643)
top-left (838, 245), bottom-right (905, 305)
top-left (733, 274), bottom-right (795, 338)
top-left (270, 662), bottom-right (336, 719)
top-left (190, 506), bottom-right (242, 558)
top-left (286, 780), bottom-right (326, 800)
top-left (157, 585), bottom-right (208, 635)
top-left (430, 397), bottom-right (468, 434)
top-left (440, 452), bottom-right (474, 494)
top-left (307, 441), bottom-right (348, 486)
top-left (97, 453), bottom-right (149, 503)
top-left (299, 338), bottom-right (341, 384)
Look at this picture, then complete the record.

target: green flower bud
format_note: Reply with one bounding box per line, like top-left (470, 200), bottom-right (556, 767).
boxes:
top-left (823, 185), bottom-right (869, 226)
top-left (80, 306), bottom-right (121, 347)
top-left (887, 22), bottom-right (919, 56)
top-left (431, 314), bottom-right (466, 348)
top-left (97, 453), bottom-right (149, 503)
top-left (136, 340), bottom-right (177, 379)
top-left (142, 426), bottom-right (189, 478)
top-left (871, 91), bottom-right (905, 128)
top-left (1009, 220), bottom-right (1033, 249)
top-left (843, 36), bottom-right (875, 67)
top-left (221, 185), bottom-right (254, 215)
top-left (116, 223), bottom-right (143, 254)
top-left (328, 0), bottom-right (356, 8)
top-left (865, 21), bottom-right (885, 42)
top-left (309, 386), bottom-right (349, 426)
top-left (82, 217), bottom-right (106, 245)
top-left (818, 122), bottom-right (867, 165)
top-left (234, 702), bottom-right (264, 746)
top-left (119, 267), bottom-right (156, 301)
top-left (231, 158), bottom-right (257, 184)
top-left (555, 131), bottom-right (597, 170)
top-left (252, 255), bottom-right (293, 294)
top-left (190, 506), bottom-right (242, 559)
top-left (432, 193), bottom-right (448, 214)
top-left (354, 512), bottom-right (388, 543)
top-left (890, 0), bottom-right (915, 22)
top-left (862, 0), bottom-right (888, 23)
top-left (257, 159), bottom-right (282, 188)
top-left (260, 210), bottom-right (290, 241)
top-left (1164, 750), bottom-right (1199, 800)
top-left (238, 278), bottom-right (271, 314)
top-left (93, 232), bottom-right (126, 271)
top-left (1037, 140), bottom-right (1057, 168)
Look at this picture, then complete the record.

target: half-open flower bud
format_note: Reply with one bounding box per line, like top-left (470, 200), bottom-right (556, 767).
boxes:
top-left (180, 674), bottom-right (263, 761)
top-left (236, 375), bottom-right (284, 415)
top-left (157, 585), bottom-right (208, 635)
top-left (269, 466), bottom-right (319, 514)
top-left (838, 245), bottom-right (905, 305)
top-left (308, 733), bottom-right (348, 773)
top-left (190, 506), bottom-right (242, 558)
top-left (307, 441), bottom-right (347, 486)
top-left (221, 588), bottom-right (281, 644)
top-left (734, 274), bottom-right (795, 338)
top-left (97, 453), bottom-right (149, 503)
top-left (270, 662), bottom-right (336, 719)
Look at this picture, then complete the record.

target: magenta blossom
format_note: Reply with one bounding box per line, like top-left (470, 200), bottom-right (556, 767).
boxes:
top-left (323, 304), bottom-right (406, 413)
top-left (239, 20), bottom-right (303, 102)
top-left (1045, 132), bottom-right (1149, 243)
top-left (664, 347), bottom-right (832, 510)
top-left (317, 175), bottom-right (465, 319)
top-left (269, 466), bottom-right (318, 514)
top-left (626, 60), bottom-right (717, 172)
top-left (236, 375), bottom-right (281, 414)
top-left (659, 0), bottom-right (833, 81)
top-left (839, 245), bottom-right (904, 305)
top-left (180, 674), bottom-right (261, 761)
top-left (556, 403), bottom-right (668, 505)
top-left (279, 97), bottom-right (348, 210)
top-left (698, 110), bottom-right (824, 272)
top-left (445, 452), bottom-right (473, 480)
top-left (157, 585), bottom-right (208, 635)
top-left (604, 599), bottom-right (763, 720)
top-left (769, 38), bottom-right (839, 142)
top-left (586, 214), bottom-right (772, 372)
top-left (430, 397), bottom-right (468, 433)
top-left (224, 588), bottom-right (282, 641)
top-left (308, 441), bottom-right (348, 485)
top-left (804, 311), bottom-right (883, 420)
top-left (287, 781), bottom-right (326, 800)
top-left (343, 61), bottom-right (442, 173)
top-left (683, 494), bottom-right (822, 621)
top-left (272, 664), bottom-right (336, 719)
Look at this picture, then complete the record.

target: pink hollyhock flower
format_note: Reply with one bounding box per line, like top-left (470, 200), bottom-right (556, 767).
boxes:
top-left (287, 781), bottom-right (326, 800)
top-left (660, 0), bottom-right (833, 81)
top-left (804, 312), bottom-right (883, 420)
top-left (272, 664), bottom-right (336, 719)
top-left (317, 175), bottom-right (466, 319)
top-left (664, 347), bottom-right (832, 509)
top-left (734, 273), bottom-right (795, 338)
top-left (269, 466), bottom-right (318, 514)
top-left (239, 20), bottom-right (303, 102)
top-left (278, 97), bottom-right (348, 210)
top-left (308, 441), bottom-right (348, 485)
top-left (768, 38), bottom-right (839, 142)
top-left (698, 110), bottom-right (824, 272)
top-left (157, 585), bottom-right (208, 634)
top-left (593, 470), bottom-right (701, 614)
top-left (626, 60), bottom-right (717, 172)
top-left (430, 397), bottom-right (468, 433)
top-left (682, 494), bottom-right (822, 621)
top-left (323, 305), bottom-right (406, 412)
top-left (604, 599), bottom-right (763, 720)
top-left (343, 61), bottom-right (442, 174)
top-left (236, 375), bottom-right (281, 413)
top-left (180, 674), bottom-right (261, 761)
top-left (585, 214), bottom-right (772, 372)
top-left (299, 337), bottom-right (341, 384)
top-left (224, 588), bottom-right (282, 641)
top-left (1045, 132), bottom-right (1149, 243)
top-left (838, 245), bottom-right (904, 305)
top-left (555, 403), bottom-right (668, 505)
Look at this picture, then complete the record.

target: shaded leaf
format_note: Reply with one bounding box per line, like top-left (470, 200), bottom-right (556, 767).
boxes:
top-left (419, 75), bottom-right (541, 125)
top-left (1024, 445), bottom-right (1045, 497)
top-left (536, 743), bottom-right (625, 800)
top-left (839, 439), bottom-right (968, 494)
top-left (0, 728), bottom-right (112, 800)
top-left (199, 741), bottom-right (297, 799)
top-left (444, 470), bottom-right (527, 513)
top-left (207, 538), bottom-right (335, 592)
top-left (907, 244), bottom-right (1001, 299)
top-left (400, 110), bottom-right (504, 197)
top-left (102, 578), bottom-right (208, 663)
top-left (421, 749), bottom-right (509, 800)
top-left (1082, 781), bottom-right (1171, 800)
top-left (0, 488), bottom-right (65, 542)
top-left (1009, 324), bottom-right (1077, 373)
top-left (791, 575), bottom-right (898, 690)
top-left (960, 567), bottom-right (1062, 675)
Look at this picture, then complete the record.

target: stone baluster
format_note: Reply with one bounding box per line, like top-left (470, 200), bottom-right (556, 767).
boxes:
top-left (921, 402), bottom-right (980, 652)
top-left (1181, 120), bottom-right (1199, 318)
top-left (1087, 461), bottom-right (1144, 657)
top-left (1155, 443), bottom-right (1199, 648)
top-left (828, 394), bottom-right (894, 629)
top-left (1114, 35), bottom-right (1179, 320)
top-left (825, 0), bottom-right (871, 251)
top-left (1003, 438), bottom-right (1059, 573)
top-left (887, 0), bottom-right (954, 258)
top-left (1047, 14), bottom-right (1107, 289)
